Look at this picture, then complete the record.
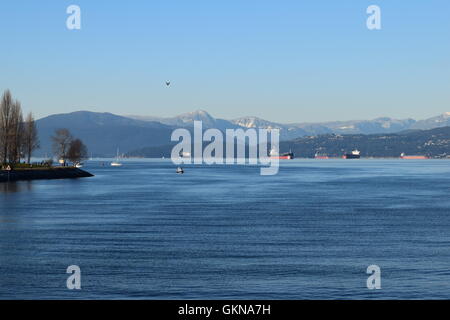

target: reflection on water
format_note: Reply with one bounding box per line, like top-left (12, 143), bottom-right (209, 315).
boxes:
top-left (1, 160), bottom-right (450, 299)
top-left (0, 181), bottom-right (33, 193)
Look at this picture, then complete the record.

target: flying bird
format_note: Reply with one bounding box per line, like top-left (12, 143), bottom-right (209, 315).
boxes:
top-left (165, 81), bottom-right (171, 86)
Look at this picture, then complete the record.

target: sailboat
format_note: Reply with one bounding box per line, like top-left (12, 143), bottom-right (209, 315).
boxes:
top-left (111, 148), bottom-right (123, 167)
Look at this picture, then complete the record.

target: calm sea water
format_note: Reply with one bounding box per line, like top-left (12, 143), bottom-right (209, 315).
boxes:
top-left (0, 160), bottom-right (449, 299)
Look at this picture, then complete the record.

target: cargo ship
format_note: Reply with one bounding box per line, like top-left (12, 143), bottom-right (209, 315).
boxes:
top-left (270, 149), bottom-right (294, 160)
top-left (343, 150), bottom-right (361, 159)
top-left (400, 153), bottom-right (429, 160)
top-left (314, 153), bottom-right (329, 159)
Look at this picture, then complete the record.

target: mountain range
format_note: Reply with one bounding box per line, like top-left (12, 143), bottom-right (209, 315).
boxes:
top-left (35, 110), bottom-right (450, 157)
top-left (129, 110), bottom-right (450, 138)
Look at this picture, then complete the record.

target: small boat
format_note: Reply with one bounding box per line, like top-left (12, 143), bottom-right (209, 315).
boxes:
top-left (111, 148), bottom-right (123, 167)
top-left (179, 151), bottom-right (191, 158)
top-left (176, 167), bottom-right (184, 174)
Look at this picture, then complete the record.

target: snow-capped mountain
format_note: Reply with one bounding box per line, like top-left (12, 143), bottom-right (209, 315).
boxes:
top-left (293, 117), bottom-right (417, 135)
top-left (129, 110), bottom-right (240, 131)
top-left (164, 110), bottom-right (217, 127)
top-left (411, 112), bottom-right (450, 130)
top-left (232, 117), bottom-right (283, 129)
top-left (232, 116), bottom-right (419, 138)
top-left (231, 116), bottom-right (309, 140)
top-left (130, 110), bottom-right (450, 138)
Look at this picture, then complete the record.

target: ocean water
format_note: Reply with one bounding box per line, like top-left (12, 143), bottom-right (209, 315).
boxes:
top-left (0, 160), bottom-right (450, 299)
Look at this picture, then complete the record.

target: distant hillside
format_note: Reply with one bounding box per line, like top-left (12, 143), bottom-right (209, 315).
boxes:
top-left (36, 111), bottom-right (174, 157)
top-left (280, 126), bottom-right (450, 158)
top-left (127, 126), bottom-right (450, 159)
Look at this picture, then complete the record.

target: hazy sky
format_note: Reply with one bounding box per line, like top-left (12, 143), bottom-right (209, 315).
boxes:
top-left (0, 1), bottom-right (449, 122)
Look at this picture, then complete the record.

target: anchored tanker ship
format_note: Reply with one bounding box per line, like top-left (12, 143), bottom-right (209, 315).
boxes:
top-left (343, 150), bottom-right (361, 159)
top-left (270, 149), bottom-right (294, 160)
top-left (400, 153), bottom-right (429, 160)
top-left (315, 153), bottom-right (329, 159)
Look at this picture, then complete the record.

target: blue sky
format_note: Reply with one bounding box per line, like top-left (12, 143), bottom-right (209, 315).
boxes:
top-left (0, 1), bottom-right (449, 122)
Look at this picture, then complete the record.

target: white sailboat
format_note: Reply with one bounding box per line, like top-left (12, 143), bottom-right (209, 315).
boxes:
top-left (111, 148), bottom-right (123, 167)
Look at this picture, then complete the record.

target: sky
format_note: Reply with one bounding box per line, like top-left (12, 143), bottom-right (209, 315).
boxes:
top-left (0, 0), bottom-right (449, 123)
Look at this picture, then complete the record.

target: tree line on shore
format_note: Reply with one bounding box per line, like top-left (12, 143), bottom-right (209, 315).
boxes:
top-left (0, 90), bottom-right (88, 168)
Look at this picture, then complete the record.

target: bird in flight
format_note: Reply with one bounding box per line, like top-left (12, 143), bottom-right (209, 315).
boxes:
top-left (166, 81), bottom-right (171, 86)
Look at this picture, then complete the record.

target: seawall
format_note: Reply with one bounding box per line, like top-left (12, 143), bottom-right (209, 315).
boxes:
top-left (0, 168), bottom-right (94, 183)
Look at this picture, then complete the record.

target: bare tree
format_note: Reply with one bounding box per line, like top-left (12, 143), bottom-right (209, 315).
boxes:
top-left (23, 112), bottom-right (40, 164)
top-left (0, 90), bottom-right (13, 164)
top-left (67, 139), bottom-right (88, 165)
top-left (8, 100), bottom-right (23, 163)
top-left (0, 90), bottom-right (24, 164)
top-left (52, 129), bottom-right (73, 166)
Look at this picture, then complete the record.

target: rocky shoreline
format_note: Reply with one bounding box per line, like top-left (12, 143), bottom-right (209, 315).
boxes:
top-left (0, 168), bottom-right (94, 183)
